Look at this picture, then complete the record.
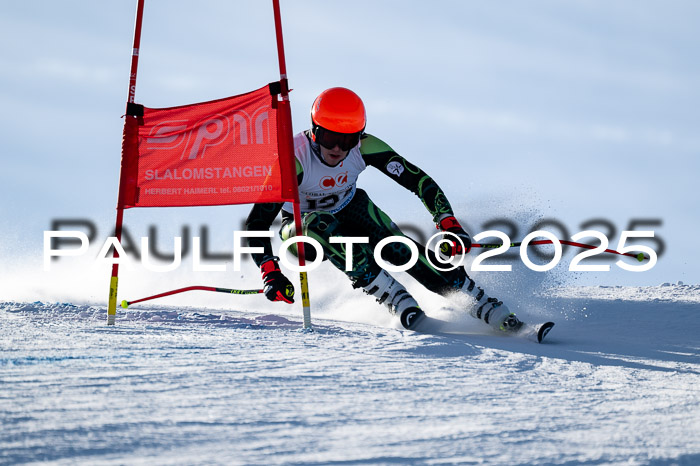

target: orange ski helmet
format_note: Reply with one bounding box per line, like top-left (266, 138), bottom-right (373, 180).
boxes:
top-left (311, 87), bottom-right (366, 150)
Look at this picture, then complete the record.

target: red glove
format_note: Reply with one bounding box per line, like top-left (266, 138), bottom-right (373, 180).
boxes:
top-left (437, 215), bottom-right (472, 256)
top-left (260, 258), bottom-right (295, 303)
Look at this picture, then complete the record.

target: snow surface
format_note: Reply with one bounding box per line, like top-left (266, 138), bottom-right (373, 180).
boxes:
top-left (2, 284), bottom-right (699, 465)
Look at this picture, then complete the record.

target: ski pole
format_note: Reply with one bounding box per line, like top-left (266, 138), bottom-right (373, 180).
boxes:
top-left (472, 239), bottom-right (649, 262)
top-left (121, 286), bottom-right (264, 308)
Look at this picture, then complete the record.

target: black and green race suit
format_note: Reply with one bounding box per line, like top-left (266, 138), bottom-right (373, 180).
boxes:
top-left (245, 131), bottom-right (468, 294)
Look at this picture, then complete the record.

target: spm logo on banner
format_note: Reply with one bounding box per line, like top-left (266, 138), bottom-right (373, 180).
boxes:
top-left (144, 107), bottom-right (271, 161)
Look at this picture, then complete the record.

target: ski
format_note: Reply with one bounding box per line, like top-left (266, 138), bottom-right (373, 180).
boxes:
top-left (537, 322), bottom-right (555, 342)
top-left (414, 316), bottom-right (555, 344)
top-left (514, 321), bottom-right (555, 343)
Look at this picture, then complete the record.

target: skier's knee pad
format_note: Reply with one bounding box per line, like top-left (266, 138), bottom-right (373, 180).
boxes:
top-left (280, 211), bottom-right (340, 262)
top-left (303, 211), bottom-right (340, 237)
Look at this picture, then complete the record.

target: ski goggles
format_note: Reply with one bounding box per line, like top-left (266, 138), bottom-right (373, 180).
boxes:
top-left (312, 124), bottom-right (362, 151)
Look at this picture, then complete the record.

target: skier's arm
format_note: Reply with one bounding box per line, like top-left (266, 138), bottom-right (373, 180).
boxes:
top-left (360, 134), bottom-right (453, 223)
top-left (244, 202), bottom-right (296, 303)
top-left (244, 202), bottom-right (284, 267)
top-left (243, 159), bottom-right (305, 267)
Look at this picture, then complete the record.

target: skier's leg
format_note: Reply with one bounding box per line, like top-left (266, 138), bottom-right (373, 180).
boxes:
top-left (280, 210), bottom-right (377, 286)
top-left (362, 269), bottom-right (425, 330)
top-left (336, 190), bottom-right (520, 332)
top-left (459, 276), bottom-right (521, 332)
top-left (335, 189), bottom-right (463, 292)
top-left (279, 210), bottom-right (424, 329)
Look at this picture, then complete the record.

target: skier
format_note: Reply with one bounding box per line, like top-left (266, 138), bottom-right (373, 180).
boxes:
top-left (245, 87), bottom-right (521, 332)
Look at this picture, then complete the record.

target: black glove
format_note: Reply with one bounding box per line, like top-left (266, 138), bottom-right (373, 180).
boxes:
top-left (260, 258), bottom-right (295, 303)
top-left (437, 215), bottom-right (472, 256)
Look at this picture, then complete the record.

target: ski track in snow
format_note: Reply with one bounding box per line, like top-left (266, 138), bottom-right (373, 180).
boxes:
top-left (1, 285), bottom-right (700, 465)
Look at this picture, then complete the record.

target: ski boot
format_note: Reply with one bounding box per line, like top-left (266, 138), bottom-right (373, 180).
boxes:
top-left (363, 270), bottom-right (425, 330)
top-left (489, 301), bottom-right (523, 332)
top-left (462, 279), bottom-right (523, 332)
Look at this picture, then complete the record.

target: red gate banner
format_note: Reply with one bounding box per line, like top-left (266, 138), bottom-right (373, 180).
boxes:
top-left (118, 84), bottom-right (296, 208)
